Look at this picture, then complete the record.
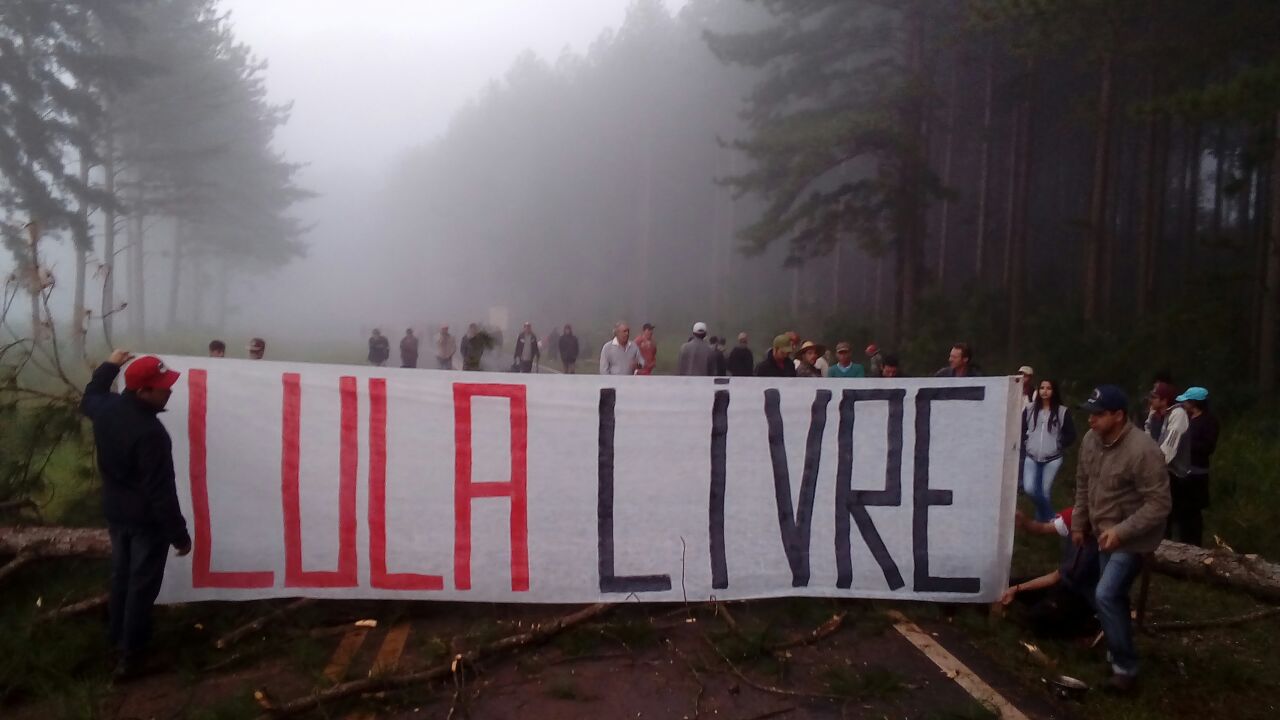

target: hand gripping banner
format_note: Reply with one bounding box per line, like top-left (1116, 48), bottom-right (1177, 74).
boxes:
top-left (157, 358), bottom-right (1022, 604)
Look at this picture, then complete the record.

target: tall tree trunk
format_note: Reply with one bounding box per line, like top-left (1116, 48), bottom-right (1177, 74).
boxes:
top-left (101, 136), bottom-right (117, 343)
top-left (1259, 111), bottom-right (1280, 394)
top-left (633, 133), bottom-right (653, 322)
top-left (167, 229), bottom-right (183, 332)
top-left (217, 258), bottom-right (231, 328)
top-left (1002, 105), bottom-right (1021, 291)
top-left (128, 181), bottom-right (146, 344)
top-left (975, 44), bottom-right (994, 278)
top-left (72, 154), bottom-right (91, 359)
top-left (1007, 71), bottom-right (1033, 357)
top-left (1184, 124), bottom-right (1203, 278)
top-left (1211, 126), bottom-right (1228, 239)
top-left (1136, 102), bottom-right (1169, 317)
top-left (1083, 53), bottom-right (1114, 323)
top-left (790, 263), bottom-right (800, 320)
top-left (938, 61), bottom-right (958, 286)
top-left (895, 0), bottom-right (927, 340)
top-left (24, 223), bottom-right (42, 347)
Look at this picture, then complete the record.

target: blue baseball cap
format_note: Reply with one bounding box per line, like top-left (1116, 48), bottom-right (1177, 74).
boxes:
top-left (1176, 386), bottom-right (1208, 402)
top-left (1079, 385), bottom-right (1128, 413)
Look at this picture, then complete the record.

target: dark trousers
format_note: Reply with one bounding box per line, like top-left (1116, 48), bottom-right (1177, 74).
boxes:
top-left (1009, 576), bottom-right (1098, 638)
top-left (108, 526), bottom-right (170, 660)
top-left (517, 359), bottom-right (535, 373)
top-left (1166, 473), bottom-right (1208, 547)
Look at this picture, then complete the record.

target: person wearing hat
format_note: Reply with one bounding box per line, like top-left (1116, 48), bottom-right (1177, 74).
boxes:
top-left (792, 340), bottom-right (825, 378)
top-left (1172, 387), bottom-right (1217, 546)
top-left (828, 342), bottom-right (866, 378)
top-left (80, 350), bottom-right (192, 681)
top-left (865, 344), bottom-right (884, 377)
top-left (247, 337), bottom-right (266, 360)
top-left (1072, 385), bottom-right (1170, 692)
top-left (1001, 506), bottom-right (1101, 639)
top-left (755, 334), bottom-right (798, 377)
top-left (1017, 366), bottom-right (1036, 408)
top-left (635, 323), bottom-right (658, 376)
top-left (677, 321), bottom-right (716, 376)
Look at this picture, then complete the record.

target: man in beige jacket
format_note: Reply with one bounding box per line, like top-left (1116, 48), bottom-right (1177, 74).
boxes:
top-left (1072, 385), bottom-right (1170, 692)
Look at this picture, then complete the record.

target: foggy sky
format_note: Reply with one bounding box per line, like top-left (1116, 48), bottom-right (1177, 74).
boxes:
top-left (217, 0), bottom-right (689, 341)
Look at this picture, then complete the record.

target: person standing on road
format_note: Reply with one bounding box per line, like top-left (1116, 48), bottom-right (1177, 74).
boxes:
top-left (635, 323), bottom-right (658, 375)
top-left (881, 354), bottom-right (902, 378)
top-left (436, 325), bottom-right (457, 370)
top-left (368, 329), bottom-right (391, 367)
top-left (755, 334), bottom-right (797, 378)
top-left (1172, 387), bottom-right (1217, 547)
top-left (794, 341), bottom-right (825, 378)
top-left (247, 337), bottom-right (266, 360)
top-left (461, 323), bottom-right (485, 371)
top-left (935, 342), bottom-right (981, 377)
top-left (600, 322), bottom-right (642, 375)
top-left (208, 340), bottom-right (226, 358)
top-left (677, 322), bottom-right (716, 376)
top-left (866, 344), bottom-right (884, 377)
top-left (709, 336), bottom-right (728, 377)
top-left (513, 322), bottom-right (540, 373)
top-left (1072, 385), bottom-right (1170, 693)
top-left (1146, 381), bottom-right (1193, 542)
top-left (727, 333), bottom-right (754, 377)
top-left (1021, 379), bottom-right (1077, 522)
top-left (81, 351), bottom-right (192, 682)
top-left (828, 342), bottom-right (866, 378)
top-left (399, 329), bottom-right (420, 368)
top-left (559, 324), bottom-right (580, 373)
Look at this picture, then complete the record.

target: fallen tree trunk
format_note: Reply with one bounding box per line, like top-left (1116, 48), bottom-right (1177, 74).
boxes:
top-left (216, 599), bottom-right (317, 649)
top-left (37, 593), bottom-right (109, 623)
top-left (1152, 540), bottom-right (1280, 604)
top-left (255, 602), bottom-right (612, 719)
top-left (0, 526), bottom-right (111, 558)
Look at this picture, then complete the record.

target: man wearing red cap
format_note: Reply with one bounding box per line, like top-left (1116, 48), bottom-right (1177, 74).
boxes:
top-left (81, 349), bottom-right (191, 681)
top-left (1001, 507), bottom-right (1100, 638)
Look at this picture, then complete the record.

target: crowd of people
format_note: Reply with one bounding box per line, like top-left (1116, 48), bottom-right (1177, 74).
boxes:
top-left (1002, 375), bottom-right (1220, 694)
top-left (107, 323), bottom-right (1219, 694)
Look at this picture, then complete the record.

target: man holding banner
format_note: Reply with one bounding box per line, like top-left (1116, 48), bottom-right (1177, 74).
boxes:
top-left (82, 350), bottom-right (192, 681)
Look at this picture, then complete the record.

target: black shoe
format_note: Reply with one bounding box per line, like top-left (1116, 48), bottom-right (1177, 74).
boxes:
top-left (1103, 672), bottom-right (1138, 694)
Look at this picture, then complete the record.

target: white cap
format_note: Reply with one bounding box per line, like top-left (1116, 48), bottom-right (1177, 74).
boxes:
top-left (692, 322), bottom-right (708, 335)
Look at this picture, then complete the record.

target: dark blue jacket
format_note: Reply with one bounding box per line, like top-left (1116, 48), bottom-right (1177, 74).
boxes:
top-left (81, 363), bottom-right (190, 547)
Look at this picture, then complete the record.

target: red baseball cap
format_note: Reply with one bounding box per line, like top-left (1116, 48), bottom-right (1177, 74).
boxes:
top-left (124, 356), bottom-right (181, 391)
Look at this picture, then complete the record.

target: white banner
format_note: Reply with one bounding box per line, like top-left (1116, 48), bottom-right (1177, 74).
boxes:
top-left (155, 358), bottom-right (1022, 604)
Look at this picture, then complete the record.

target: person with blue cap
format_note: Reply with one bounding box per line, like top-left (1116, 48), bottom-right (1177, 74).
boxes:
top-left (1173, 387), bottom-right (1217, 547)
top-left (1072, 384), bottom-right (1170, 693)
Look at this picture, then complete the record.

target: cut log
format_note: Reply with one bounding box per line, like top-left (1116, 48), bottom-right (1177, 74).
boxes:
top-left (256, 602), bottom-right (612, 719)
top-left (1152, 540), bottom-right (1280, 604)
top-left (37, 593), bottom-right (109, 623)
top-left (215, 599), bottom-right (317, 649)
top-left (0, 526), bottom-right (111, 558)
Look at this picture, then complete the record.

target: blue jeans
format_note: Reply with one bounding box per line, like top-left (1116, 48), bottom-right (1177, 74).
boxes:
top-left (108, 525), bottom-right (170, 661)
top-left (1021, 456), bottom-right (1062, 522)
top-left (1094, 551), bottom-right (1143, 676)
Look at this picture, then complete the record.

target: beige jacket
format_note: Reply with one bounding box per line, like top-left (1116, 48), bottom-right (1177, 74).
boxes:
top-left (1072, 422), bottom-right (1171, 554)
